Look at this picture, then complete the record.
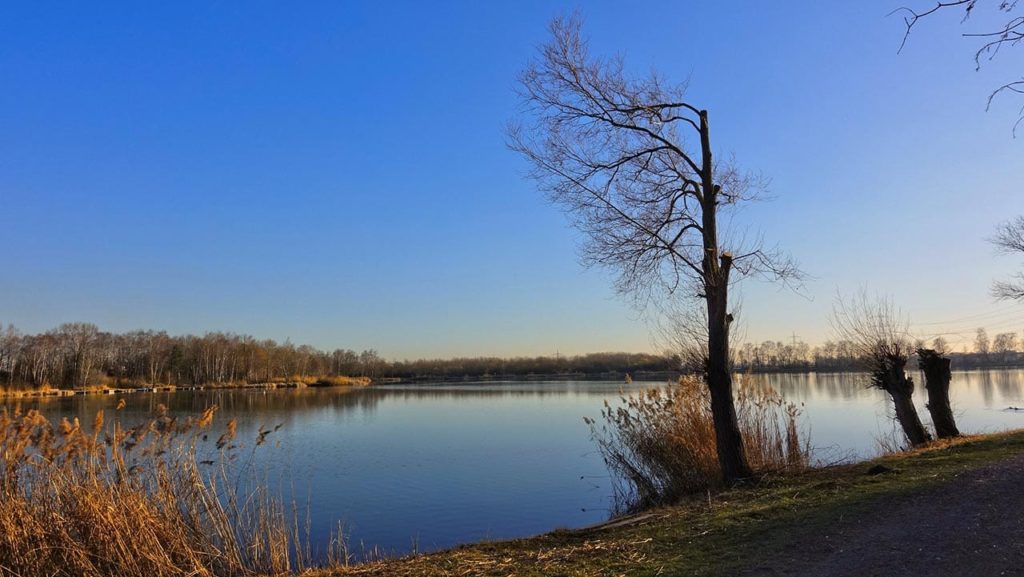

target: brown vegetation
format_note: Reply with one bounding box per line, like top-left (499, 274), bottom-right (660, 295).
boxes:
top-left (306, 375), bottom-right (372, 387)
top-left (0, 404), bottom-right (339, 577)
top-left (585, 377), bottom-right (809, 512)
top-left (0, 322), bottom-right (384, 391)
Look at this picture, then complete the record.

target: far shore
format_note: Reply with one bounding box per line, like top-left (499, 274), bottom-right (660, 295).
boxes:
top-left (8, 365), bottom-right (1024, 400)
top-left (381, 365), bottom-right (1024, 385)
top-left (0, 376), bottom-right (372, 400)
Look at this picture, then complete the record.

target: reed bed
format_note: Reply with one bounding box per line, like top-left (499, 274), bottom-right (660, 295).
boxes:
top-left (0, 403), bottom-right (326, 577)
top-left (586, 376), bottom-right (810, 512)
top-left (306, 376), bottom-right (371, 387)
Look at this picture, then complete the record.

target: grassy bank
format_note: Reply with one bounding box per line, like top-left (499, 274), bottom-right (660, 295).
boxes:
top-left (319, 430), bottom-right (1024, 577)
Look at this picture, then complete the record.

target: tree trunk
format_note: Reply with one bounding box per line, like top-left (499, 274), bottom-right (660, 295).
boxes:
top-left (918, 349), bottom-right (960, 438)
top-left (890, 388), bottom-right (930, 447)
top-left (707, 360), bottom-right (751, 483)
top-left (699, 109), bottom-right (751, 485)
top-left (882, 361), bottom-right (931, 447)
top-left (705, 256), bottom-right (752, 484)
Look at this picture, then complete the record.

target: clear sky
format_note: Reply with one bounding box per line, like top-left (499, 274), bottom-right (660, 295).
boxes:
top-left (1, 1), bottom-right (1022, 358)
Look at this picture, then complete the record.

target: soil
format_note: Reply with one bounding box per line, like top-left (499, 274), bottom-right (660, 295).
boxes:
top-left (739, 453), bottom-right (1024, 577)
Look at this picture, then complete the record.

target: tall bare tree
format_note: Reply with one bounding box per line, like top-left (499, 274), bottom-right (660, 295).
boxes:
top-left (832, 292), bottom-right (931, 447)
top-left (894, 1), bottom-right (1024, 130)
top-left (0, 324), bottom-right (24, 387)
top-left (55, 323), bottom-right (101, 389)
top-left (508, 15), bottom-right (801, 483)
top-left (992, 216), bottom-right (1024, 300)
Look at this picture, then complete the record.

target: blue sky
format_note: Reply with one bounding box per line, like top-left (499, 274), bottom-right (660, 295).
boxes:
top-left (1, 1), bottom-right (1022, 358)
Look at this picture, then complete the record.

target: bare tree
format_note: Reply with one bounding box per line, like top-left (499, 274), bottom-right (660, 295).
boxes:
top-left (0, 324), bottom-right (24, 387)
top-left (975, 327), bottom-right (991, 354)
top-left (992, 216), bottom-right (1024, 300)
top-left (832, 292), bottom-right (931, 447)
top-left (894, 1), bottom-right (1024, 131)
top-left (992, 331), bottom-right (1020, 362)
top-left (54, 323), bottom-right (101, 389)
top-left (508, 15), bottom-right (801, 483)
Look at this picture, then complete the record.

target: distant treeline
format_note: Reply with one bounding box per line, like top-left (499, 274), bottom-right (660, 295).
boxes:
top-left (2, 323), bottom-right (1022, 390)
top-left (735, 333), bottom-right (1024, 373)
top-left (0, 323), bottom-right (676, 390)
top-left (0, 323), bottom-right (388, 390)
top-left (379, 352), bottom-right (678, 381)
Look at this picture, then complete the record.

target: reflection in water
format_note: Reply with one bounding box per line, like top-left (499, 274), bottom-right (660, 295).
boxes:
top-left (742, 370), bottom-right (1024, 462)
top-left (3, 371), bottom-right (1023, 560)
top-left (746, 371), bottom-right (875, 402)
top-left (742, 370), bottom-right (1024, 406)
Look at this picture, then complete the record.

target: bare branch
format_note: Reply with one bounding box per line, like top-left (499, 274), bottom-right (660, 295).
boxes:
top-left (991, 215), bottom-right (1024, 300)
top-left (894, 0), bottom-right (1024, 130)
top-left (831, 290), bottom-right (932, 446)
top-left (993, 215), bottom-right (1024, 253)
top-left (892, 0), bottom-right (976, 54)
top-left (831, 290), bottom-right (914, 383)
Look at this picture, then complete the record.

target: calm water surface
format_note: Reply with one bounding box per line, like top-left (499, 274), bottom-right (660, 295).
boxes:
top-left (5, 370), bottom-right (1024, 558)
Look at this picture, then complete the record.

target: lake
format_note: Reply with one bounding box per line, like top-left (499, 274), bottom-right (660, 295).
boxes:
top-left (5, 369), bottom-right (1024, 559)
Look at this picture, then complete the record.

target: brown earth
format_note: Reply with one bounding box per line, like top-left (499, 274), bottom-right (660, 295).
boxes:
top-left (739, 454), bottom-right (1024, 577)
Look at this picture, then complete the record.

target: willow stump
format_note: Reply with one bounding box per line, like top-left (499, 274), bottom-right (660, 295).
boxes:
top-left (918, 348), bottom-right (960, 438)
top-left (875, 359), bottom-right (931, 447)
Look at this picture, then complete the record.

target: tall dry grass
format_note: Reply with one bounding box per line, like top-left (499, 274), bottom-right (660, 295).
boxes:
top-left (0, 404), bottom-right (337, 577)
top-left (309, 376), bottom-right (372, 387)
top-left (265, 375), bottom-right (371, 387)
top-left (586, 376), bottom-right (810, 513)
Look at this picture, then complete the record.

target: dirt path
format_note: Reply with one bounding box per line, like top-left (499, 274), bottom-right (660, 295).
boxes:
top-left (739, 453), bottom-right (1024, 577)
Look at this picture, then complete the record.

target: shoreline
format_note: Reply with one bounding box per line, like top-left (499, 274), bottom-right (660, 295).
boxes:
top-left (318, 429), bottom-right (1024, 576)
top-left (380, 365), bottom-right (1023, 385)
top-left (0, 377), bottom-right (372, 400)
top-left (5, 378), bottom-right (1024, 574)
top-left (7, 365), bottom-right (1020, 399)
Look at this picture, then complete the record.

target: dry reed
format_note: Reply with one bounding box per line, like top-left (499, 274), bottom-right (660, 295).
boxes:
top-left (0, 404), bottom-right (319, 577)
top-left (586, 376), bottom-right (810, 512)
